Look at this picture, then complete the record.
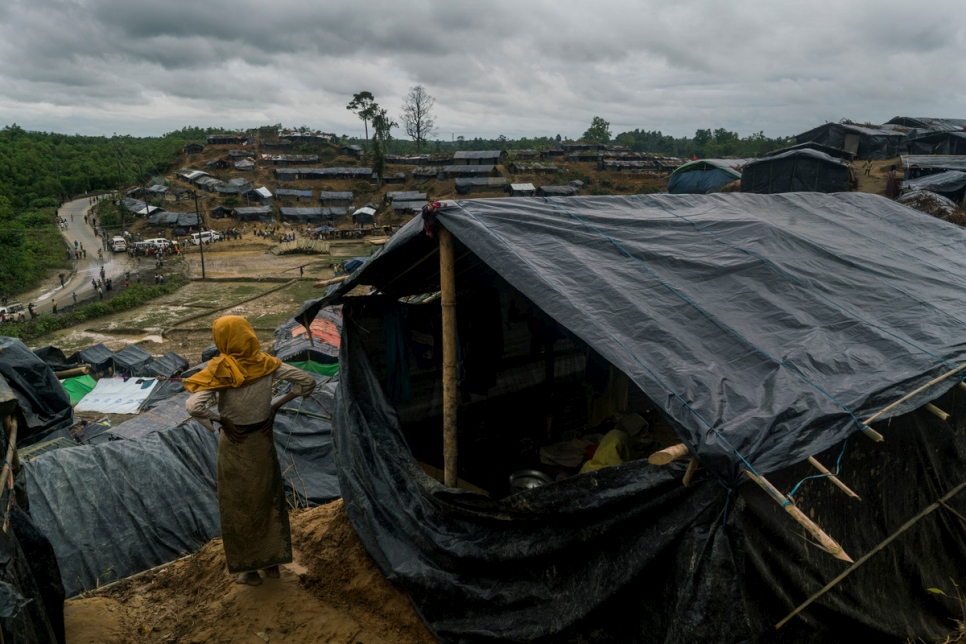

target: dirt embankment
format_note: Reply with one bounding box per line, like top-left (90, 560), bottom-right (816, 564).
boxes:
top-left (65, 500), bottom-right (435, 644)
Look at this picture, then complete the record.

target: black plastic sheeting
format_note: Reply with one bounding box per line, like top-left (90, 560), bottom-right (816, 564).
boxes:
top-left (112, 344), bottom-right (154, 376)
top-left (31, 346), bottom-right (72, 373)
top-left (740, 149), bottom-right (851, 194)
top-left (905, 131), bottom-right (966, 155)
top-left (301, 193), bottom-right (966, 485)
top-left (201, 345), bottom-right (220, 362)
top-left (140, 351), bottom-right (189, 378)
top-left (795, 123), bottom-right (906, 159)
top-left (24, 371), bottom-right (340, 596)
top-left (68, 343), bottom-right (117, 376)
top-left (901, 171), bottom-right (966, 203)
top-left (25, 420), bottom-right (221, 597)
top-left (335, 323), bottom-right (966, 643)
top-left (0, 338), bottom-right (73, 444)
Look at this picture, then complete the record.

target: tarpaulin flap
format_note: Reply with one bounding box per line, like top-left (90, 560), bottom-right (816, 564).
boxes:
top-left (23, 420), bottom-right (221, 597)
top-left (61, 375), bottom-right (96, 406)
top-left (304, 193), bottom-right (966, 483)
top-left (139, 351), bottom-right (189, 378)
top-left (901, 170), bottom-right (966, 196)
top-left (113, 345), bottom-right (154, 375)
top-left (273, 374), bottom-right (341, 506)
top-left (32, 346), bottom-right (72, 372)
top-left (0, 338), bottom-right (73, 441)
top-left (68, 343), bottom-right (116, 373)
top-left (74, 378), bottom-right (158, 414)
top-left (335, 323), bottom-right (966, 642)
top-left (109, 392), bottom-right (191, 440)
top-left (740, 149), bottom-right (850, 194)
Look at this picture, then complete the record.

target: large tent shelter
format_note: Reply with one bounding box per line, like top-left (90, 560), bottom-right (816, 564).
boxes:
top-left (297, 194), bottom-right (966, 642)
top-left (905, 131), bottom-right (966, 156)
top-left (794, 122), bottom-right (907, 159)
top-left (667, 158), bottom-right (752, 194)
top-left (740, 149), bottom-right (851, 194)
top-left (68, 343), bottom-right (117, 378)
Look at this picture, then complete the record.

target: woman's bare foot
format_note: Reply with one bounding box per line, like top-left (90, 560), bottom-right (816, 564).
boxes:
top-left (262, 566), bottom-right (280, 579)
top-left (236, 571), bottom-right (262, 586)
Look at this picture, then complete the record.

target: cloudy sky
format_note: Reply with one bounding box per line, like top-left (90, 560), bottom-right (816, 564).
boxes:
top-left (0, 0), bottom-right (963, 140)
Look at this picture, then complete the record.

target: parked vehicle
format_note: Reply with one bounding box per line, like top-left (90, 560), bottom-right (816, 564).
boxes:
top-left (190, 231), bottom-right (222, 245)
top-left (0, 302), bottom-right (24, 316)
top-left (111, 236), bottom-right (127, 252)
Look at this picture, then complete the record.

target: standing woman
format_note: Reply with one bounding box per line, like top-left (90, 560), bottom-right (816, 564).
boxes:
top-left (185, 315), bottom-right (316, 585)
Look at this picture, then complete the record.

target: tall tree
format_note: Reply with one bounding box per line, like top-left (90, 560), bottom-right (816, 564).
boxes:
top-left (402, 85), bottom-right (437, 152)
top-left (582, 116), bottom-right (612, 143)
top-left (346, 92), bottom-right (379, 145)
top-left (371, 108), bottom-right (398, 153)
top-left (370, 131), bottom-right (386, 187)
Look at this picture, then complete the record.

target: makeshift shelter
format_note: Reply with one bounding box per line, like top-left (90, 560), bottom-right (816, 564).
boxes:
top-left (75, 378), bottom-right (158, 414)
top-left (68, 343), bottom-right (117, 378)
top-left (273, 306), bottom-right (341, 365)
top-left (452, 150), bottom-right (502, 166)
top-left (352, 207), bottom-right (377, 225)
top-left (902, 155), bottom-right (966, 178)
top-left (385, 191), bottom-right (426, 203)
top-left (279, 207), bottom-right (325, 224)
top-left (454, 177), bottom-right (508, 195)
top-left (32, 345), bottom-right (72, 372)
top-left (139, 351), bottom-right (189, 378)
top-left (234, 206), bottom-right (274, 222)
top-left (296, 193), bottom-right (966, 642)
top-left (794, 122), bottom-right (906, 159)
top-left (442, 165), bottom-right (499, 179)
top-left (61, 375), bottom-right (96, 406)
top-left (667, 158), bottom-right (751, 194)
top-left (900, 171), bottom-right (966, 204)
top-left (2, 338), bottom-right (74, 442)
top-left (765, 141), bottom-right (856, 161)
top-left (898, 190), bottom-right (960, 219)
top-left (113, 345), bottom-right (154, 376)
top-left (537, 184), bottom-right (578, 196)
top-left (740, 149), bottom-right (851, 194)
top-left (885, 116), bottom-right (966, 132)
top-left (510, 183), bottom-right (536, 197)
top-left (904, 131), bottom-right (966, 155)
top-left (320, 191), bottom-right (353, 208)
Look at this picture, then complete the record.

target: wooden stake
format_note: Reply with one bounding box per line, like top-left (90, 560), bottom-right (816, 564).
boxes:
top-left (862, 362), bottom-right (966, 426)
top-left (648, 442), bottom-right (689, 465)
top-left (925, 403), bottom-right (950, 421)
top-left (1, 416), bottom-right (17, 534)
top-left (807, 456), bottom-right (861, 500)
top-left (959, 381), bottom-right (966, 394)
top-left (742, 470), bottom-right (853, 564)
top-left (860, 426), bottom-right (883, 442)
top-left (775, 479), bottom-right (966, 629)
top-left (439, 226), bottom-right (458, 489)
top-left (682, 458), bottom-right (699, 487)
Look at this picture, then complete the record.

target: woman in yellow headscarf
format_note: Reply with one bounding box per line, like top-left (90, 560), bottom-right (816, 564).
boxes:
top-left (185, 316), bottom-right (316, 586)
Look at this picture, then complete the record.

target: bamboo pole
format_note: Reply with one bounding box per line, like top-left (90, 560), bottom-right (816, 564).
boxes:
top-left (439, 226), bottom-right (458, 488)
top-left (775, 479), bottom-right (966, 629)
top-left (314, 274), bottom-right (348, 288)
top-left (682, 458), bottom-right (699, 487)
top-left (742, 470), bottom-right (854, 563)
top-left (861, 362), bottom-right (966, 427)
top-left (924, 403), bottom-right (950, 421)
top-left (959, 382), bottom-right (966, 394)
top-left (54, 366), bottom-right (90, 379)
top-left (807, 456), bottom-right (861, 500)
top-left (648, 442), bottom-right (689, 465)
top-left (1, 416), bottom-right (18, 534)
top-left (860, 426), bottom-right (884, 442)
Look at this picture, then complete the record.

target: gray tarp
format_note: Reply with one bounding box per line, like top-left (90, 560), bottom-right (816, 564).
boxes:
top-left (901, 171), bottom-right (966, 201)
top-left (301, 193), bottom-right (966, 484)
top-left (740, 149), bottom-right (851, 194)
top-left (139, 351), bottom-right (189, 378)
top-left (112, 345), bottom-right (154, 376)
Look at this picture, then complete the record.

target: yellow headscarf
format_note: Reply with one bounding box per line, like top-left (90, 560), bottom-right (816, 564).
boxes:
top-left (183, 316), bottom-right (282, 392)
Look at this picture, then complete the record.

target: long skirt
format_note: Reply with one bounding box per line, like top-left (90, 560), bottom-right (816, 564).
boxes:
top-left (217, 427), bottom-right (292, 573)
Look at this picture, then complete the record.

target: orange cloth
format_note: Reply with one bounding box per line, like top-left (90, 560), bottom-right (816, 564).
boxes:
top-left (183, 316), bottom-right (282, 392)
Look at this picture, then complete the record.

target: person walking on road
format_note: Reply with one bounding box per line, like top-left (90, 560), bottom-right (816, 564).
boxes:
top-left (1, 295), bottom-right (6, 306)
top-left (52, 299), bottom-right (57, 315)
top-left (97, 287), bottom-right (103, 300)
top-left (72, 292), bottom-right (77, 305)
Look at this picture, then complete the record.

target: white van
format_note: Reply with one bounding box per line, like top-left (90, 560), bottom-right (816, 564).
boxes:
top-left (190, 231), bottom-right (222, 245)
top-left (111, 236), bottom-right (127, 252)
top-left (145, 238), bottom-right (174, 250)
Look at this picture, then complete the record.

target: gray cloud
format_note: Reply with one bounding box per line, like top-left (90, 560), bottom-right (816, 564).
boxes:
top-left (0, 0), bottom-right (963, 139)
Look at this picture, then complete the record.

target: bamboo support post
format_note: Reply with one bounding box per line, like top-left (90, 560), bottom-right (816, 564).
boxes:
top-left (925, 403), bottom-right (950, 421)
top-left (682, 458), bottom-right (699, 487)
top-left (860, 426), bottom-right (883, 442)
top-left (861, 362), bottom-right (966, 429)
top-left (1, 416), bottom-right (18, 534)
top-left (314, 274), bottom-right (349, 288)
top-left (648, 442), bottom-right (689, 465)
top-left (807, 456), bottom-right (861, 500)
top-left (54, 366), bottom-right (90, 379)
top-left (959, 382), bottom-right (966, 394)
top-left (775, 479), bottom-right (966, 629)
top-left (439, 227), bottom-right (458, 488)
top-left (742, 470), bottom-right (853, 563)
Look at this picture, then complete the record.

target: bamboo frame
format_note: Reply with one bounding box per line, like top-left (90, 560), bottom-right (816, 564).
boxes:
top-left (742, 469), bottom-right (853, 563)
top-left (313, 274), bottom-right (349, 288)
top-left (682, 458), bottom-right (699, 487)
top-left (1, 416), bottom-right (17, 534)
top-left (925, 403), bottom-right (950, 421)
top-left (439, 227), bottom-right (459, 488)
top-left (807, 456), bottom-right (861, 500)
top-left (775, 480), bottom-right (966, 629)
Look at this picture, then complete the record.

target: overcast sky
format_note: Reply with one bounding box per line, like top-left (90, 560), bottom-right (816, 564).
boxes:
top-left (1, 0), bottom-right (963, 141)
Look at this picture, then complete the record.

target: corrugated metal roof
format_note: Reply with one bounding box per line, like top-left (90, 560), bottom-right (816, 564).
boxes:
top-left (276, 189), bottom-right (314, 197)
top-left (320, 192), bottom-right (354, 200)
top-left (453, 150), bottom-right (502, 160)
top-left (443, 165), bottom-right (497, 174)
top-left (510, 183), bottom-right (536, 191)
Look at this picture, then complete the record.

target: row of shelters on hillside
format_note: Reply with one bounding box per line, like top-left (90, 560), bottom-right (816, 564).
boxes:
top-left (295, 192), bottom-right (966, 642)
top-left (795, 116), bottom-right (966, 159)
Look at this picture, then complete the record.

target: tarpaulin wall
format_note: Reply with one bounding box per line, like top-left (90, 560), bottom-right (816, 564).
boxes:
top-left (335, 321), bottom-right (966, 643)
top-left (667, 166), bottom-right (739, 194)
top-left (0, 338), bottom-right (73, 444)
top-left (795, 124), bottom-right (905, 160)
top-left (740, 151), bottom-right (851, 194)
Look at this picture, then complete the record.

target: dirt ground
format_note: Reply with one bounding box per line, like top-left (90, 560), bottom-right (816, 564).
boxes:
top-left (64, 500), bottom-right (436, 644)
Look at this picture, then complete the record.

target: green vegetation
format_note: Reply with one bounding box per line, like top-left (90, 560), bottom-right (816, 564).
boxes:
top-left (583, 117), bottom-right (612, 144)
top-left (0, 196), bottom-right (70, 295)
top-left (1, 275), bottom-right (188, 342)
